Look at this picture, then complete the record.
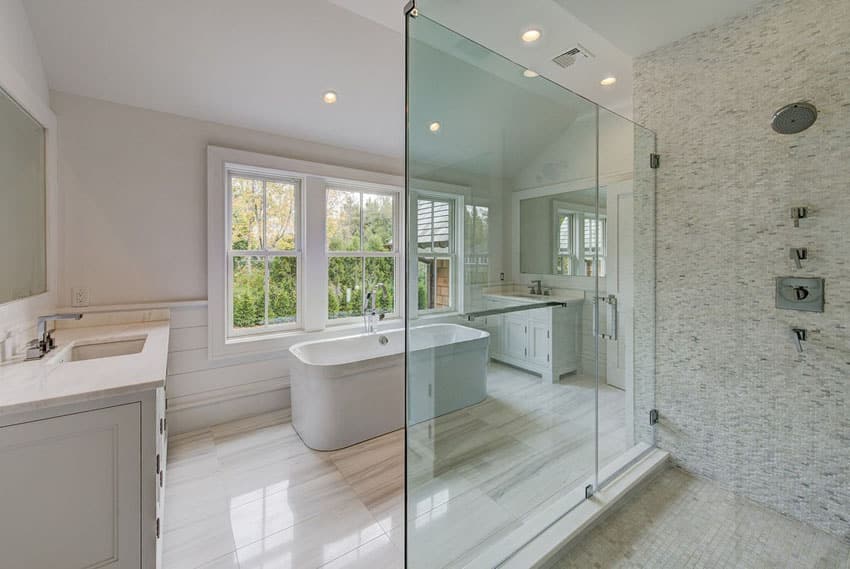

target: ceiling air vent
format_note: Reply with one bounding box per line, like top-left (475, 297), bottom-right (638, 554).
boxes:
top-left (552, 43), bottom-right (595, 68)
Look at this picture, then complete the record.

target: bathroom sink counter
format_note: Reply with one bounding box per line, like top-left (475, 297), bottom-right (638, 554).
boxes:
top-left (0, 320), bottom-right (169, 416)
top-left (482, 287), bottom-right (585, 305)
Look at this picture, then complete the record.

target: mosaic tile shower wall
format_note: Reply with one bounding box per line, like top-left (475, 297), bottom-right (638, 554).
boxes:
top-left (634, 0), bottom-right (850, 541)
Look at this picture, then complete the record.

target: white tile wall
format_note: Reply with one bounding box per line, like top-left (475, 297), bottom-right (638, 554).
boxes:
top-left (635, 0), bottom-right (850, 541)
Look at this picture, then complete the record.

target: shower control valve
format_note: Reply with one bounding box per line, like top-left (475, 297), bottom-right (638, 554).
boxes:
top-left (790, 206), bottom-right (808, 227)
top-left (790, 247), bottom-right (808, 269)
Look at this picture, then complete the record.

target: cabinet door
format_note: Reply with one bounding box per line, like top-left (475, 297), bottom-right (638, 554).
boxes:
top-left (0, 403), bottom-right (141, 569)
top-left (483, 314), bottom-right (503, 357)
top-left (528, 320), bottom-right (550, 366)
top-left (504, 315), bottom-right (528, 360)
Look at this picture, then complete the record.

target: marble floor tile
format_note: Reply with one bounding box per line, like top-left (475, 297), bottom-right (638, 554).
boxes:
top-left (318, 534), bottom-right (403, 569)
top-left (233, 498), bottom-right (385, 569)
top-left (165, 362), bottom-right (636, 569)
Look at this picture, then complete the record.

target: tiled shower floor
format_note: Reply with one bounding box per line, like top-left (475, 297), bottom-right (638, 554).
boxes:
top-left (550, 467), bottom-right (850, 569)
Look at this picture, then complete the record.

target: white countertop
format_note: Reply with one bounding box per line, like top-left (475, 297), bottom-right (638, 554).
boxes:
top-left (482, 289), bottom-right (585, 305)
top-left (0, 320), bottom-right (170, 416)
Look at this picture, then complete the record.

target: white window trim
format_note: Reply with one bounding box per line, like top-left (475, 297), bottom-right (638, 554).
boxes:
top-left (409, 182), bottom-right (467, 318)
top-left (207, 146), bottom-right (404, 360)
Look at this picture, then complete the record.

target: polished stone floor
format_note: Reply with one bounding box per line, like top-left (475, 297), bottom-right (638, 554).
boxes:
top-left (162, 362), bottom-right (628, 569)
top-left (550, 467), bottom-right (850, 569)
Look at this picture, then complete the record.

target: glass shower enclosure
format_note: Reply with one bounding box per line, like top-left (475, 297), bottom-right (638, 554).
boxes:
top-left (404, 8), bottom-right (657, 568)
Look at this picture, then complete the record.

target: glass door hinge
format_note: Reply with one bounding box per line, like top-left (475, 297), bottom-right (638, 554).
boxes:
top-left (650, 153), bottom-right (660, 169)
top-left (649, 409), bottom-right (659, 425)
top-left (585, 484), bottom-right (594, 499)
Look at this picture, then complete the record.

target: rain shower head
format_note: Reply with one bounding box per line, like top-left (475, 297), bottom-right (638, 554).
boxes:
top-left (771, 102), bottom-right (817, 134)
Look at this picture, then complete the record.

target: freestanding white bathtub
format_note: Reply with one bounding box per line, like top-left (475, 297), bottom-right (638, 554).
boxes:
top-left (289, 323), bottom-right (489, 451)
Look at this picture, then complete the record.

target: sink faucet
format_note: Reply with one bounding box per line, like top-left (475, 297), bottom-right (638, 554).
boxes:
top-left (529, 280), bottom-right (543, 295)
top-left (363, 283), bottom-right (389, 333)
top-left (26, 313), bottom-right (83, 360)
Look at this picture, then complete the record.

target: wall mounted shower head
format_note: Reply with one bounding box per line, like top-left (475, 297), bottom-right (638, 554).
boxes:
top-left (771, 102), bottom-right (817, 134)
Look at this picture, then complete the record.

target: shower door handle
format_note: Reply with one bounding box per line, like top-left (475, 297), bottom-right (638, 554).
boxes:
top-left (604, 295), bottom-right (618, 341)
top-left (593, 295), bottom-right (618, 341)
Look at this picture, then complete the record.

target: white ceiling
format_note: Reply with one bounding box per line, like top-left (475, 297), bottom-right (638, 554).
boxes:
top-left (24, 0), bottom-right (764, 161)
top-left (554, 0), bottom-right (764, 56)
top-left (23, 0), bottom-right (406, 158)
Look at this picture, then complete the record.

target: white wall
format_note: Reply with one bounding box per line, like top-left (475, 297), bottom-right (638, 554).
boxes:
top-left (52, 91), bottom-right (402, 306)
top-left (0, 0), bottom-right (55, 361)
top-left (0, 0), bottom-right (48, 104)
top-left (52, 91), bottom-right (403, 433)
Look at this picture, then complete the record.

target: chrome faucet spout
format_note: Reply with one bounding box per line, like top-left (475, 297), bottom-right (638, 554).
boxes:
top-left (27, 313), bottom-right (83, 360)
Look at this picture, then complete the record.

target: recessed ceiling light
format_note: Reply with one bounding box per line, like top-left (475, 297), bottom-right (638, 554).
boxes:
top-left (600, 76), bottom-right (617, 86)
top-left (322, 91), bottom-right (338, 104)
top-left (429, 121), bottom-right (441, 132)
top-left (522, 69), bottom-right (539, 78)
top-left (521, 29), bottom-right (542, 43)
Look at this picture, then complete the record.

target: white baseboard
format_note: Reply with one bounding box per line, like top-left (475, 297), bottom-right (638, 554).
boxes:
top-left (166, 377), bottom-right (290, 435)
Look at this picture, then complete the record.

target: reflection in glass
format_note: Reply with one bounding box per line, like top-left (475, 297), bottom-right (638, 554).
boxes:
top-left (0, 85), bottom-right (45, 304)
top-left (406, 11), bottom-right (655, 569)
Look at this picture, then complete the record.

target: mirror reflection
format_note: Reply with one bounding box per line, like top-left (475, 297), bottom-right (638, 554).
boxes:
top-left (519, 187), bottom-right (607, 277)
top-left (0, 86), bottom-right (46, 304)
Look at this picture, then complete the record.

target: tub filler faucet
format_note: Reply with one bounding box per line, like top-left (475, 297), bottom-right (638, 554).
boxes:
top-left (364, 283), bottom-right (389, 333)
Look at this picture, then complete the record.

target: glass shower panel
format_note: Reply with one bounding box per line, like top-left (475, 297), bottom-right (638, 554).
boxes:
top-left (406, 12), bottom-right (601, 568)
top-left (595, 108), bottom-right (657, 480)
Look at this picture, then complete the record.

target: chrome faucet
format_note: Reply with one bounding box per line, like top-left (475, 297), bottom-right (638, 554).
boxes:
top-left (363, 283), bottom-right (389, 333)
top-left (26, 313), bottom-right (83, 360)
top-left (529, 280), bottom-right (543, 295)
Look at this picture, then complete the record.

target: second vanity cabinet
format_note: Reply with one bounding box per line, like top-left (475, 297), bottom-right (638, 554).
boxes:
top-left (479, 295), bottom-right (581, 383)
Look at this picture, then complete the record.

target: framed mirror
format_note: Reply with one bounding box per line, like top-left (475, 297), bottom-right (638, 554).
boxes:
top-left (519, 187), bottom-right (607, 277)
top-left (0, 85), bottom-right (46, 304)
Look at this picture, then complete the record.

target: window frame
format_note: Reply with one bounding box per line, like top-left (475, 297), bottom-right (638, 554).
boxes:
top-left (226, 167), bottom-right (304, 338)
top-left (411, 188), bottom-right (465, 316)
top-left (550, 200), bottom-right (607, 277)
top-left (207, 146), bottom-right (404, 360)
top-left (325, 181), bottom-right (401, 326)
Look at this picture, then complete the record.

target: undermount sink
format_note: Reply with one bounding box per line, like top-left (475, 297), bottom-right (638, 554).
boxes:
top-left (53, 337), bottom-right (147, 363)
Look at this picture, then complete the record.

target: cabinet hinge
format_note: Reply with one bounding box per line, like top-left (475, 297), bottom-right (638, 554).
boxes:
top-left (159, 418), bottom-right (164, 435)
top-left (650, 153), bottom-right (660, 169)
top-left (524, 347), bottom-right (527, 356)
top-left (156, 517), bottom-right (160, 539)
top-left (160, 471), bottom-right (164, 488)
top-left (547, 330), bottom-right (550, 339)
top-left (156, 453), bottom-right (160, 474)
top-left (524, 325), bottom-right (527, 333)
top-left (547, 353), bottom-right (550, 362)
top-left (649, 409), bottom-right (659, 425)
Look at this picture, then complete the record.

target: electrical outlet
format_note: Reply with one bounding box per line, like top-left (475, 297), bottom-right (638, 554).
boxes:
top-left (72, 287), bottom-right (90, 307)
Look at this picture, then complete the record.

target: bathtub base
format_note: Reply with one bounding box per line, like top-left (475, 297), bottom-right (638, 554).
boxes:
top-left (291, 356), bottom-right (404, 451)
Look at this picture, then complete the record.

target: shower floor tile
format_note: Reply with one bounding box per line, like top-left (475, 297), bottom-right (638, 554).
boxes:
top-left (549, 467), bottom-right (850, 569)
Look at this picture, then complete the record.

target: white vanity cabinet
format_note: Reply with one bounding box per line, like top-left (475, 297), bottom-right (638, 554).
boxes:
top-left (481, 296), bottom-right (581, 383)
top-left (0, 387), bottom-right (167, 569)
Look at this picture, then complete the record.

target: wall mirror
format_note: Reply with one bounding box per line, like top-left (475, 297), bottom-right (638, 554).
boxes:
top-left (0, 85), bottom-right (46, 304)
top-left (519, 187), bottom-right (607, 277)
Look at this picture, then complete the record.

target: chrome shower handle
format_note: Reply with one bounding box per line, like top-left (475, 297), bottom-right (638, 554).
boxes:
top-left (792, 328), bottom-right (807, 353)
